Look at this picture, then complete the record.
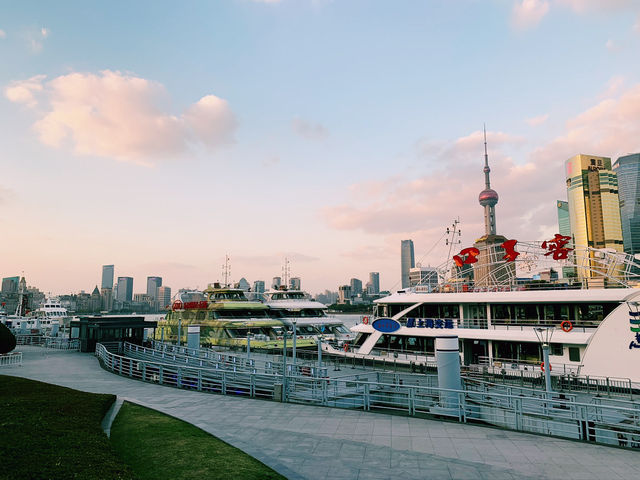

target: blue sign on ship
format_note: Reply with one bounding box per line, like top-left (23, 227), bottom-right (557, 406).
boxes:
top-left (372, 317), bottom-right (401, 333)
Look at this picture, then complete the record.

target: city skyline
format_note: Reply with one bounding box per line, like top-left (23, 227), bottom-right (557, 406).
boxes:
top-left (3, 2), bottom-right (640, 294)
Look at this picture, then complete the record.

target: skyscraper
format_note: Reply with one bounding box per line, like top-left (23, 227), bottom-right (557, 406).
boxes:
top-left (369, 272), bottom-right (380, 294)
top-left (101, 265), bottom-right (114, 289)
top-left (1, 276), bottom-right (19, 294)
top-left (116, 277), bottom-right (134, 303)
top-left (350, 278), bottom-right (363, 295)
top-left (557, 200), bottom-right (576, 279)
top-left (400, 240), bottom-right (415, 288)
top-left (565, 154), bottom-right (624, 281)
top-left (613, 153), bottom-right (640, 255)
top-left (156, 286), bottom-right (172, 310)
top-left (146, 276), bottom-right (162, 299)
top-left (253, 280), bottom-right (265, 294)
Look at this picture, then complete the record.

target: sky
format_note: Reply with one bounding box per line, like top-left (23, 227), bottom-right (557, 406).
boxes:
top-left (2, 0), bottom-right (640, 296)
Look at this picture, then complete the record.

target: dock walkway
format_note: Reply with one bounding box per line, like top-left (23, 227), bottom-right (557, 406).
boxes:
top-left (3, 346), bottom-right (639, 480)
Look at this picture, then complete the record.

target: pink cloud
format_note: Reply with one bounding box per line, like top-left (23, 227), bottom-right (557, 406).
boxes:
top-left (5, 70), bottom-right (236, 164)
top-left (323, 81), bottom-right (640, 263)
top-left (511, 0), bottom-right (550, 30)
top-left (525, 113), bottom-right (549, 126)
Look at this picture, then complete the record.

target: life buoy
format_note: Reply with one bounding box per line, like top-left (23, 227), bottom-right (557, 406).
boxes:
top-left (362, 316), bottom-right (369, 325)
top-left (561, 321), bottom-right (573, 333)
top-left (541, 362), bottom-right (552, 372)
top-left (343, 343), bottom-right (349, 352)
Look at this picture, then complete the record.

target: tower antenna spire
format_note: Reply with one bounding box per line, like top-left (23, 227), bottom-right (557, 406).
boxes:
top-left (478, 124), bottom-right (498, 236)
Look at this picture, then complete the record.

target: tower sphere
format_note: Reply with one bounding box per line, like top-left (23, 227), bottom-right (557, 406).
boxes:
top-left (479, 188), bottom-right (499, 207)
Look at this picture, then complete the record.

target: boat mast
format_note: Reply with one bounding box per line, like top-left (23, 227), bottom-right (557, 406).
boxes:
top-left (282, 257), bottom-right (291, 289)
top-left (222, 254), bottom-right (231, 287)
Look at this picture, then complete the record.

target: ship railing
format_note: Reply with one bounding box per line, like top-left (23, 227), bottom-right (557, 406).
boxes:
top-left (95, 341), bottom-right (640, 450)
top-left (43, 337), bottom-right (80, 351)
top-left (476, 356), bottom-right (580, 374)
top-left (0, 352), bottom-right (22, 367)
top-left (15, 335), bottom-right (45, 346)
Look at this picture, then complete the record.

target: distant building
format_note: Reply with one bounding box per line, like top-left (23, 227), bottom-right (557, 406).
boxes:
top-left (316, 290), bottom-right (338, 305)
top-left (253, 280), bottom-right (265, 294)
top-left (290, 277), bottom-right (301, 290)
top-left (613, 153), bottom-right (640, 255)
top-left (146, 276), bottom-right (162, 299)
top-left (90, 286), bottom-right (102, 312)
top-left (101, 287), bottom-right (113, 311)
top-left (369, 272), bottom-right (380, 294)
top-left (338, 285), bottom-right (352, 304)
top-left (272, 276), bottom-right (282, 289)
top-left (116, 277), bottom-right (134, 303)
top-left (237, 277), bottom-right (250, 291)
top-left (566, 154), bottom-right (624, 282)
top-left (350, 278), bottom-right (362, 295)
top-left (156, 286), bottom-right (172, 310)
top-left (400, 240), bottom-right (415, 288)
top-left (409, 266), bottom-right (439, 290)
top-left (1, 276), bottom-right (19, 294)
top-left (101, 265), bottom-right (114, 289)
top-left (557, 200), bottom-right (577, 279)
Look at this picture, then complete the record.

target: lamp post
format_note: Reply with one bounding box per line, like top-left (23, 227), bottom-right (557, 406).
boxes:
top-left (282, 330), bottom-right (288, 401)
top-left (246, 333), bottom-right (251, 364)
top-left (177, 317), bottom-right (181, 347)
top-left (292, 319), bottom-right (297, 368)
top-left (534, 327), bottom-right (554, 393)
top-left (317, 335), bottom-right (323, 373)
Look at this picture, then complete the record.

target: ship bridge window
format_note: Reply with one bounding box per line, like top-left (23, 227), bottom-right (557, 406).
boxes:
top-left (353, 333), bottom-right (370, 347)
top-left (577, 303), bottom-right (614, 323)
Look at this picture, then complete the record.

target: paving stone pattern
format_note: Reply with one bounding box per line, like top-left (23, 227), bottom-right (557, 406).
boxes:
top-left (4, 347), bottom-right (640, 480)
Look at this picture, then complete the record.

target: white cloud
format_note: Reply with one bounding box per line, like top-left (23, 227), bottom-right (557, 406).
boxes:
top-left (556, 0), bottom-right (637, 13)
top-left (4, 75), bottom-right (46, 108)
top-left (605, 38), bottom-right (617, 51)
top-left (511, 0), bottom-right (550, 30)
top-left (634, 14), bottom-right (640, 32)
top-left (525, 113), bottom-right (549, 126)
top-left (26, 26), bottom-right (50, 53)
top-left (0, 29), bottom-right (6, 39)
top-left (292, 116), bottom-right (328, 140)
top-left (5, 70), bottom-right (237, 164)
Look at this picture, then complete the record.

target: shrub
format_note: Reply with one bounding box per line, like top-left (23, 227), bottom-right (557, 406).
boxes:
top-left (0, 322), bottom-right (16, 354)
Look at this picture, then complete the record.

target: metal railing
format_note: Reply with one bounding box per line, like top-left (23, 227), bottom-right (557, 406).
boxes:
top-left (129, 342), bottom-right (329, 378)
top-left (95, 342), bottom-right (640, 450)
top-left (0, 352), bottom-right (23, 367)
top-left (14, 335), bottom-right (80, 351)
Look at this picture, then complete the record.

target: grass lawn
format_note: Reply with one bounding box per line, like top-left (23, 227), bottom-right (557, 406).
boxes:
top-left (110, 401), bottom-right (285, 480)
top-left (0, 375), bottom-right (135, 480)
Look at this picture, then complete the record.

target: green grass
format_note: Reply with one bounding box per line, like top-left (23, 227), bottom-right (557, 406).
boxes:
top-left (110, 402), bottom-right (285, 480)
top-left (0, 375), bottom-right (135, 480)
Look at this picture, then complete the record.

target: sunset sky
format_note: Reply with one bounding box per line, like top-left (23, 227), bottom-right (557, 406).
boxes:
top-left (2, 0), bottom-right (640, 295)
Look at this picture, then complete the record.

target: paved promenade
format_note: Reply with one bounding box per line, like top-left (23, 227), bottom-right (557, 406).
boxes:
top-left (3, 347), bottom-right (640, 480)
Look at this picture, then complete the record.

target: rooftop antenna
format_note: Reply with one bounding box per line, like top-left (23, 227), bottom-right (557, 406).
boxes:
top-left (222, 254), bottom-right (231, 287)
top-left (282, 257), bottom-right (291, 287)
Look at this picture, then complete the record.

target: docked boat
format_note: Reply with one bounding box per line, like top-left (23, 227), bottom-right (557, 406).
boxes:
top-left (156, 284), bottom-right (316, 351)
top-left (263, 287), bottom-right (355, 346)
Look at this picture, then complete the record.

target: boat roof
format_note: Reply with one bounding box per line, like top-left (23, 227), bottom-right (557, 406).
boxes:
top-left (265, 300), bottom-right (327, 309)
top-left (374, 288), bottom-right (640, 304)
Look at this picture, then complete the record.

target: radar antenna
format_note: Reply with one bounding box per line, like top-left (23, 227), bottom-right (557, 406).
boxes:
top-left (222, 254), bottom-right (231, 287)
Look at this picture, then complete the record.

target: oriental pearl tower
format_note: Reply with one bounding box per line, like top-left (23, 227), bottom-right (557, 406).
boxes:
top-left (479, 126), bottom-right (499, 236)
top-left (473, 126), bottom-right (514, 287)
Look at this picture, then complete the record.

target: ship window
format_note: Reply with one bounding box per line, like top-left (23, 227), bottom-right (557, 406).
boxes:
top-left (491, 305), bottom-right (512, 322)
top-left (568, 347), bottom-right (580, 362)
top-left (550, 343), bottom-right (564, 356)
top-left (196, 311), bottom-right (205, 321)
top-left (519, 342), bottom-right (540, 362)
top-left (353, 333), bottom-right (370, 347)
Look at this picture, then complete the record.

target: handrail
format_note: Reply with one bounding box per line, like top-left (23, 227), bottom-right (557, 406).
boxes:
top-left (95, 342), bottom-right (640, 449)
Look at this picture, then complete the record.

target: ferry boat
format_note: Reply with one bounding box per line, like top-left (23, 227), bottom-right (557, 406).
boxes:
top-left (263, 287), bottom-right (355, 345)
top-left (156, 284), bottom-right (316, 351)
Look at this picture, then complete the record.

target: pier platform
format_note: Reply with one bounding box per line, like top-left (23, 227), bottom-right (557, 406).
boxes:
top-left (3, 346), bottom-right (640, 480)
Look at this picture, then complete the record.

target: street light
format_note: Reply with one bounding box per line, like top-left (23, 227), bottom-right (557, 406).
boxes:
top-left (534, 327), bottom-right (554, 393)
top-left (292, 319), bottom-right (297, 368)
top-left (246, 332), bottom-right (252, 364)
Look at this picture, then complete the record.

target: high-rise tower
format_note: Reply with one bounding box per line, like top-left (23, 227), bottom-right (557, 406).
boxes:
top-left (613, 153), bottom-right (640, 255)
top-left (479, 126), bottom-right (499, 236)
top-left (400, 240), bottom-right (415, 288)
top-left (566, 154), bottom-right (624, 283)
top-left (473, 127), bottom-right (514, 286)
